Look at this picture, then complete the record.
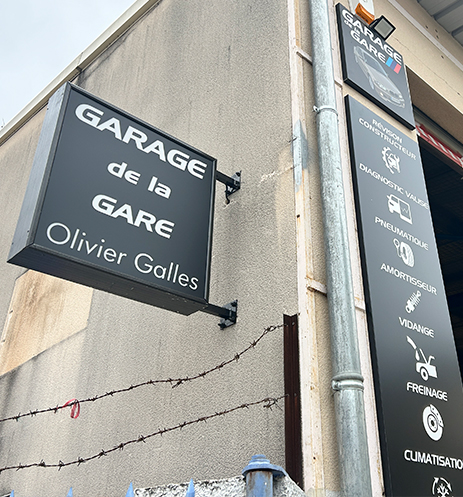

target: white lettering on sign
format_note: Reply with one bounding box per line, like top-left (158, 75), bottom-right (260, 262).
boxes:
top-left (134, 253), bottom-right (199, 290)
top-left (75, 104), bottom-right (209, 180)
top-left (404, 450), bottom-right (463, 470)
top-left (404, 190), bottom-right (429, 210)
top-left (342, 8), bottom-right (402, 64)
top-left (358, 118), bottom-right (417, 159)
top-left (107, 162), bottom-right (172, 199)
top-left (147, 176), bottom-right (172, 198)
top-left (91, 194), bottom-right (175, 239)
top-left (359, 163), bottom-right (404, 194)
top-left (374, 217), bottom-right (429, 250)
top-left (406, 382), bottom-right (447, 401)
top-left (380, 263), bottom-right (437, 294)
top-left (398, 316), bottom-right (434, 338)
top-left (108, 162), bottom-right (141, 185)
top-left (46, 222), bottom-right (128, 264)
top-left (45, 222), bottom-right (201, 292)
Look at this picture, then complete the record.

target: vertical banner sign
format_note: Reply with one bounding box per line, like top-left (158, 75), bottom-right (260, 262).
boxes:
top-left (336, 3), bottom-right (415, 129)
top-left (346, 95), bottom-right (463, 497)
top-left (8, 83), bottom-right (216, 315)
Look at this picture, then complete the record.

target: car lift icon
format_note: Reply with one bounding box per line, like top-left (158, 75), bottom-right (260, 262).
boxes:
top-left (407, 336), bottom-right (437, 381)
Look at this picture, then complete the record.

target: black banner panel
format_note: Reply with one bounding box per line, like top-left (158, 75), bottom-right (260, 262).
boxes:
top-left (337, 3), bottom-right (415, 130)
top-left (8, 83), bottom-right (216, 315)
top-left (346, 95), bottom-right (463, 496)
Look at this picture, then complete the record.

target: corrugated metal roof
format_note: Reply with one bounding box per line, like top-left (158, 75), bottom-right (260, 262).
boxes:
top-left (417, 0), bottom-right (463, 46)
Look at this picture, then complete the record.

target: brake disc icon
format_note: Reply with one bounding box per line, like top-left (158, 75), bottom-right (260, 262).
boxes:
top-left (423, 404), bottom-right (444, 441)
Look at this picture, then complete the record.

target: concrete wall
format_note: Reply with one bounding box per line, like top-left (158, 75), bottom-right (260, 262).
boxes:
top-left (136, 474), bottom-right (307, 497)
top-left (0, 1), bottom-right (297, 495)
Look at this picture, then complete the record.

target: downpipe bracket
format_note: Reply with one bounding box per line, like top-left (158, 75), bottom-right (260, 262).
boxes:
top-left (332, 372), bottom-right (365, 392)
top-left (313, 105), bottom-right (338, 116)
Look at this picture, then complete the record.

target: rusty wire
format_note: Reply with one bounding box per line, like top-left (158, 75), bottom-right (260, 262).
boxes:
top-left (0, 324), bottom-right (283, 424)
top-left (0, 395), bottom-right (286, 474)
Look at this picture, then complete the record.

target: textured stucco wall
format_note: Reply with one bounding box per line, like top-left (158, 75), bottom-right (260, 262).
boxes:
top-left (0, 271), bottom-right (92, 375)
top-left (0, 1), bottom-right (296, 496)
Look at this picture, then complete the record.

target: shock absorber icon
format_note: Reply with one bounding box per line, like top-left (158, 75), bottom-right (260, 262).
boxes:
top-left (406, 291), bottom-right (421, 313)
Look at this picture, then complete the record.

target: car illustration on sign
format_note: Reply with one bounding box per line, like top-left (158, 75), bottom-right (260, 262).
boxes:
top-left (407, 336), bottom-right (438, 381)
top-left (354, 46), bottom-right (405, 108)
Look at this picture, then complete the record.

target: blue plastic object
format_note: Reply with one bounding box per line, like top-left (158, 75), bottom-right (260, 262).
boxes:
top-left (242, 455), bottom-right (287, 497)
top-left (126, 482), bottom-right (134, 497)
top-left (242, 454), bottom-right (287, 478)
top-left (186, 478), bottom-right (195, 497)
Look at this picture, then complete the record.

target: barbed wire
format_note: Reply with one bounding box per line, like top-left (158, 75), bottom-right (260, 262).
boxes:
top-left (0, 324), bottom-right (283, 424)
top-left (0, 394), bottom-right (285, 474)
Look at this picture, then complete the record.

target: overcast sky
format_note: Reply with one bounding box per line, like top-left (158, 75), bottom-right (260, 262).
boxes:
top-left (0, 0), bottom-right (136, 127)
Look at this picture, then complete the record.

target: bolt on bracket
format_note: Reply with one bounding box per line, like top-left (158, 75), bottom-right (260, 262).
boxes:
top-left (201, 300), bottom-right (238, 329)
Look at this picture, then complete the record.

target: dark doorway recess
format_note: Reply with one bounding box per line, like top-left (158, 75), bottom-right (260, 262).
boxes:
top-left (419, 143), bottom-right (463, 375)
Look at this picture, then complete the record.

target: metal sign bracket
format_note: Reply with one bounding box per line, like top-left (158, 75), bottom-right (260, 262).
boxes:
top-left (215, 171), bottom-right (241, 203)
top-left (201, 300), bottom-right (238, 329)
top-left (198, 172), bottom-right (240, 327)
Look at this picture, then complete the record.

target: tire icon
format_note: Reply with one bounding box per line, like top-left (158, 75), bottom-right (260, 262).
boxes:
top-left (420, 366), bottom-right (429, 381)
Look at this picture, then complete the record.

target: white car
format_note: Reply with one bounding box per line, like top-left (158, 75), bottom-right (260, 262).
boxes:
top-left (354, 46), bottom-right (405, 108)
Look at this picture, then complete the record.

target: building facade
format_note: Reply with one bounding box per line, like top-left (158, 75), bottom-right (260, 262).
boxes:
top-left (0, 0), bottom-right (462, 496)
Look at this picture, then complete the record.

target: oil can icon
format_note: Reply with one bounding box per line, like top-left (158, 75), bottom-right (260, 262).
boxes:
top-left (387, 194), bottom-right (412, 224)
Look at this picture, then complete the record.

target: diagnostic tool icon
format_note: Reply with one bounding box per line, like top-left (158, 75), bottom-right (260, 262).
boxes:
top-left (387, 194), bottom-right (412, 224)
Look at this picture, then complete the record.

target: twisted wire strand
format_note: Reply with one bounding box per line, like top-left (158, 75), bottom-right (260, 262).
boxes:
top-left (0, 395), bottom-right (285, 474)
top-left (0, 324), bottom-right (283, 424)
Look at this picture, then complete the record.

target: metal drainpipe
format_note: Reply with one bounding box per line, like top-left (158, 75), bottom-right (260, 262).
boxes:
top-left (306, 0), bottom-right (373, 496)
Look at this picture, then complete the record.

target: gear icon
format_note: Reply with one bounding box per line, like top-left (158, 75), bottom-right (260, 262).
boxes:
top-left (382, 146), bottom-right (400, 174)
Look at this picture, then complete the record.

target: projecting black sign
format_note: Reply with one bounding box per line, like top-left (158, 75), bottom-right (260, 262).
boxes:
top-left (337, 3), bottom-right (415, 129)
top-left (346, 95), bottom-right (463, 496)
top-left (8, 83), bottom-right (216, 315)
